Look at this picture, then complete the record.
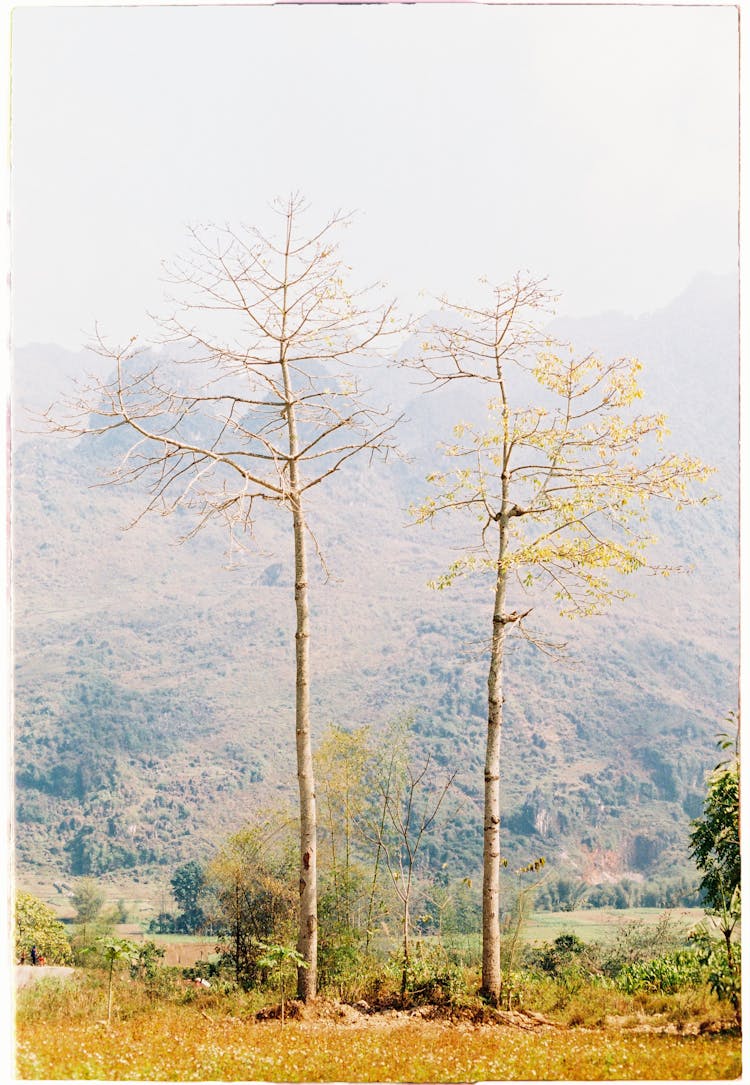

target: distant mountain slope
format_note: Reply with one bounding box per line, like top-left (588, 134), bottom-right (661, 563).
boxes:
top-left (12, 273), bottom-right (738, 898)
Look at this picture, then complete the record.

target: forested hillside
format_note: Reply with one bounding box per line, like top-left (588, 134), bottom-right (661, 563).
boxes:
top-left (12, 273), bottom-right (738, 904)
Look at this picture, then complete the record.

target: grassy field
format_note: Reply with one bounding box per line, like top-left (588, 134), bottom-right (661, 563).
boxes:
top-left (16, 1003), bottom-right (740, 1081)
top-left (419, 907), bottom-right (711, 963)
top-left (15, 958), bottom-right (741, 1083)
top-left (15, 904), bottom-right (740, 1081)
top-left (522, 907), bottom-right (707, 945)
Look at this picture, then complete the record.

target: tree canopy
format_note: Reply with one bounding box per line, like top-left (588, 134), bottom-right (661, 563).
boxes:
top-left (410, 274), bottom-right (713, 1002)
top-left (15, 890), bottom-right (73, 964)
top-left (170, 860), bottom-right (206, 934)
top-left (690, 718), bottom-right (740, 925)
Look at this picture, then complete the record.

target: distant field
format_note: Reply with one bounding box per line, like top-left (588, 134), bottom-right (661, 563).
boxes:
top-left (142, 908), bottom-right (708, 966)
top-left (523, 907), bottom-right (707, 945)
top-left (18, 882), bottom-right (715, 971)
top-left (436, 907), bottom-right (709, 960)
top-left (69, 911), bottom-right (709, 971)
top-left (149, 939), bottom-right (218, 968)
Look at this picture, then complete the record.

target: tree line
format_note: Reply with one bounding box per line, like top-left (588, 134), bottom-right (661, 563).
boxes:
top-left (15, 724), bottom-right (739, 1021)
top-left (46, 194), bottom-right (714, 1003)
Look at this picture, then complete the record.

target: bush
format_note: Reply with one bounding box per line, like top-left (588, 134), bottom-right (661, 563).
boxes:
top-left (15, 891), bottom-right (73, 965)
top-left (690, 927), bottom-right (741, 1011)
top-left (600, 913), bottom-right (688, 977)
top-left (524, 933), bottom-right (603, 979)
top-left (615, 949), bottom-right (704, 994)
top-left (318, 936), bottom-right (365, 1000)
top-left (392, 942), bottom-right (469, 1006)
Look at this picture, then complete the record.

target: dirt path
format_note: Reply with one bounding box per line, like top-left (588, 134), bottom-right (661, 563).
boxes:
top-left (16, 965), bottom-right (75, 989)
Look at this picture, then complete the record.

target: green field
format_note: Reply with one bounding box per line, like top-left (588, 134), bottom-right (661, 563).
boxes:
top-left (427, 907), bottom-right (711, 963)
top-left (523, 907), bottom-right (707, 945)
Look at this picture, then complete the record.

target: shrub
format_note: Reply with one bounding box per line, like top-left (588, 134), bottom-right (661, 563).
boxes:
top-left (615, 949), bottom-right (704, 994)
top-left (394, 942), bottom-right (469, 1006)
top-left (525, 933), bottom-right (603, 978)
top-left (690, 927), bottom-right (741, 1010)
top-left (318, 936), bottom-right (366, 1000)
top-left (600, 913), bottom-right (688, 977)
top-left (15, 890), bottom-right (73, 965)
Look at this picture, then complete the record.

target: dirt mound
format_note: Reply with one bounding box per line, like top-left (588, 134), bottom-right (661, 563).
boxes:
top-left (256, 998), bottom-right (364, 1024)
top-left (255, 998), bottom-right (560, 1030)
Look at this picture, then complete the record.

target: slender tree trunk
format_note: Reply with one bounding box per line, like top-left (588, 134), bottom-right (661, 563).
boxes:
top-left (291, 496), bottom-right (317, 999)
top-left (344, 773), bottom-right (352, 929)
top-left (107, 960), bottom-right (114, 1025)
top-left (481, 522), bottom-right (508, 1003)
top-left (278, 210), bottom-right (317, 1000)
top-left (400, 893), bottom-right (410, 1005)
top-left (365, 755), bottom-right (394, 953)
top-left (325, 785), bottom-right (340, 924)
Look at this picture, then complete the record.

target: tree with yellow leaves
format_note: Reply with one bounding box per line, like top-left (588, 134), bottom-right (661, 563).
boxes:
top-left (409, 274), bottom-right (713, 1004)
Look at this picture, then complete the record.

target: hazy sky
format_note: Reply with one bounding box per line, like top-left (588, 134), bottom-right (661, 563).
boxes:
top-left (10, 3), bottom-right (739, 350)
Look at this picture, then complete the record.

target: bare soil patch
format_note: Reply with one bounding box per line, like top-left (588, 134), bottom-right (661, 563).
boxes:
top-left (15, 965), bottom-right (75, 989)
top-left (255, 997), bottom-right (563, 1030)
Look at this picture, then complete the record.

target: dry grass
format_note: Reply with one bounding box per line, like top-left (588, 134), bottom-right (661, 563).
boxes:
top-left (15, 977), bottom-right (741, 1081)
top-left (17, 1011), bottom-right (741, 1081)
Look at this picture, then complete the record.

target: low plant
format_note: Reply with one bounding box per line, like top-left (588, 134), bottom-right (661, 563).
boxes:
top-left (98, 936), bottom-right (139, 1024)
top-left (130, 940), bottom-right (165, 983)
top-left (256, 942), bottom-right (307, 1026)
top-left (615, 949), bottom-right (704, 994)
top-left (388, 941), bottom-right (469, 1006)
top-left (690, 925), bottom-right (741, 1017)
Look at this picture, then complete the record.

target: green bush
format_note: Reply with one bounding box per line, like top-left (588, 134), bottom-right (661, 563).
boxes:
top-left (615, 949), bottom-right (704, 994)
top-left (690, 927), bottom-right (741, 1009)
top-left (524, 933), bottom-right (603, 979)
top-left (15, 890), bottom-right (73, 965)
top-left (393, 942), bottom-right (469, 1005)
top-left (318, 936), bottom-right (366, 1000)
top-left (600, 913), bottom-right (688, 977)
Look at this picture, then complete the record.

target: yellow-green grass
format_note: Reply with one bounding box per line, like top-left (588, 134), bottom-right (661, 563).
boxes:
top-left (434, 908), bottom-right (708, 962)
top-left (16, 1004), bottom-right (740, 1081)
top-left (523, 907), bottom-right (707, 945)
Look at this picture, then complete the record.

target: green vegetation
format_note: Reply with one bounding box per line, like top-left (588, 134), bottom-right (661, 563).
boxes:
top-left (167, 861), bottom-right (206, 934)
top-left (690, 721), bottom-right (740, 918)
top-left (15, 890), bottom-right (72, 965)
top-left (15, 818), bottom-right (741, 1079)
top-left (256, 943), bottom-right (307, 1026)
top-left (689, 723), bottom-right (741, 1019)
top-left (98, 937), bottom-right (139, 1025)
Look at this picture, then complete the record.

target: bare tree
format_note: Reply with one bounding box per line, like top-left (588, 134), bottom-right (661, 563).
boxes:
top-left (409, 274), bottom-right (713, 1002)
top-left (45, 194), bottom-right (402, 999)
top-left (368, 744), bottom-right (455, 1005)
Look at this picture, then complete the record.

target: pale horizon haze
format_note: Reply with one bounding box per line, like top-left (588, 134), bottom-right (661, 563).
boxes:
top-left (10, 3), bottom-right (740, 350)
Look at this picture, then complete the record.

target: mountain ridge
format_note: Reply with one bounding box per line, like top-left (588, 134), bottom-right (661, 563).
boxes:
top-left (12, 272), bottom-right (738, 903)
